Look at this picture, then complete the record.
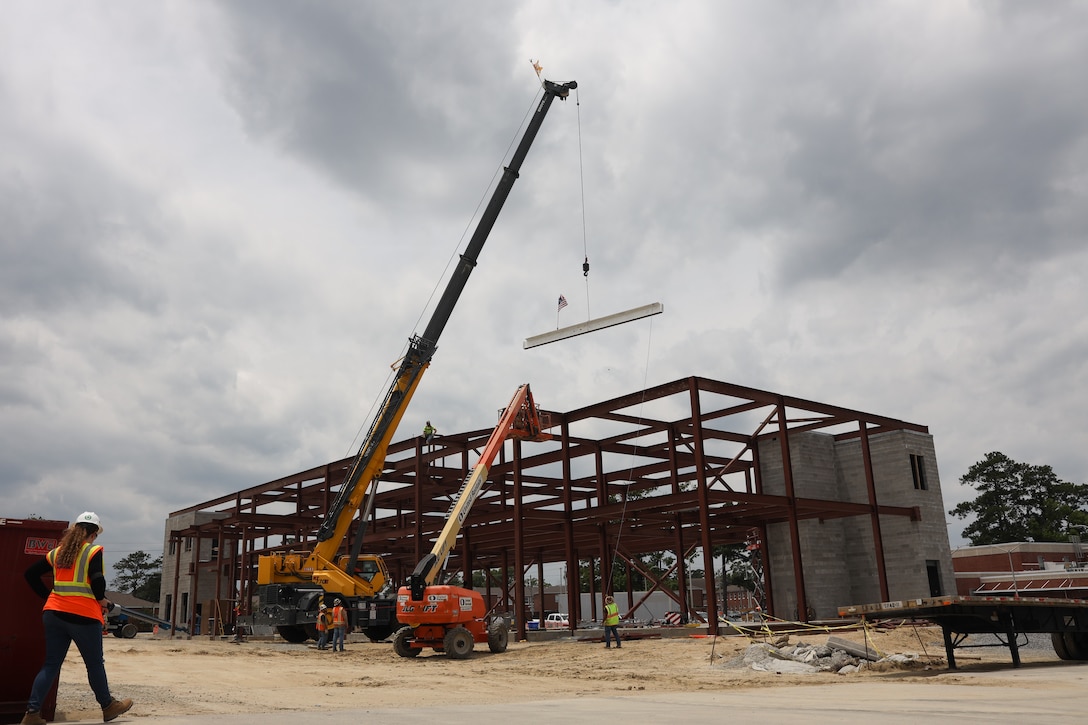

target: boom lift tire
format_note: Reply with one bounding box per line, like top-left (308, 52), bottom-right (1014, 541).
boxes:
top-left (112, 623), bottom-right (138, 639)
top-left (393, 627), bottom-right (421, 658)
top-left (443, 626), bottom-right (474, 659)
top-left (487, 619), bottom-right (509, 653)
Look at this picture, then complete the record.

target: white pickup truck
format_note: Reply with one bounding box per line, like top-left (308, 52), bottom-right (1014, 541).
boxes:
top-left (543, 613), bottom-right (570, 630)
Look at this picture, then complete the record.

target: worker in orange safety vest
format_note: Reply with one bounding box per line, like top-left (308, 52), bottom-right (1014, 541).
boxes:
top-left (330, 599), bottom-right (348, 652)
top-left (314, 603), bottom-right (331, 650)
top-left (22, 512), bottom-right (134, 724)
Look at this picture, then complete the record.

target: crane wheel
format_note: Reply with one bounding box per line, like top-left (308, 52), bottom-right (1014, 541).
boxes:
top-left (276, 625), bottom-right (309, 643)
top-left (393, 627), bottom-right (421, 658)
top-left (443, 626), bottom-right (474, 659)
top-left (487, 619), bottom-right (509, 653)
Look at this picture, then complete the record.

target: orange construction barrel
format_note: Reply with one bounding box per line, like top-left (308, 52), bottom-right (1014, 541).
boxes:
top-left (0, 517), bottom-right (68, 724)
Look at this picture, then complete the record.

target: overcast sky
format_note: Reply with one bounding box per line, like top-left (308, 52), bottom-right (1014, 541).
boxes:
top-left (4, 1), bottom-right (1087, 577)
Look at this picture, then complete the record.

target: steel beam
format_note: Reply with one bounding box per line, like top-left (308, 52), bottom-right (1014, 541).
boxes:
top-left (523, 302), bottom-right (663, 349)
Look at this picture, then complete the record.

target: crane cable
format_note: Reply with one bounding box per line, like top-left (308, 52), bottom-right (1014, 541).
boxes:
top-left (575, 86), bottom-right (592, 320)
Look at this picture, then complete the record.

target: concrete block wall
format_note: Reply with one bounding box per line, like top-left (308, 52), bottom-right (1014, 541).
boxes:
top-left (839, 430), bottom-right (955, 601)
top-left (758, 429), bottom-right (954, 619)
top-left (160, 511), bottom-right (233, 627)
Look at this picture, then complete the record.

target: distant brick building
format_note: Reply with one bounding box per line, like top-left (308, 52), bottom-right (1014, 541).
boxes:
top-left (953, 542), bottom-right (1088, 598)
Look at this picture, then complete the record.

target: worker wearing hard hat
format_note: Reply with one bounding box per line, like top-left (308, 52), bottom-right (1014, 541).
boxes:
top-left (603, 595), bottom-right (622, 649)
top-left (21, 512), bottom-right (134, 724)
top-left (315, 604), bottom-right (331, 650)
top-left (330, 599), bottom-right (348, 651)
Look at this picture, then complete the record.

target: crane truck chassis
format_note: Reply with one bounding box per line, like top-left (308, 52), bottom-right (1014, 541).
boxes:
top-left (254, 79), bottom-right (576, 644)
top-left (839, 594), bottom-right (1088, 669)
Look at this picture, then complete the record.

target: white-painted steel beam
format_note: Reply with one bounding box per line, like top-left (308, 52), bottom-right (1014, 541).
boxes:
top-left (523, 302), bottom-right (663, 349)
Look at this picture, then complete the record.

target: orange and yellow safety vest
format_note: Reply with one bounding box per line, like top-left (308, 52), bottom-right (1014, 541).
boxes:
top-left (604, 601), bottom-right (620, 626)
top-left (45, 543), bottom-right (104, 623)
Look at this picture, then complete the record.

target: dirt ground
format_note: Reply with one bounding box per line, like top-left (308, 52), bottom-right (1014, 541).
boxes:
top-left (50, 624), bottom-right (1060, 721)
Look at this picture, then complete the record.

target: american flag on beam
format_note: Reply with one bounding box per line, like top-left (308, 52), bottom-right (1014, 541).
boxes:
top-left (557, 294), bottom-right (568, 311)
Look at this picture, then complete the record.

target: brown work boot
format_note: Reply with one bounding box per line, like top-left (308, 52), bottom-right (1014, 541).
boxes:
top-left (21, 712), bottom-right (47, 725)
top-left (102, 697), bottom-right (133, 722)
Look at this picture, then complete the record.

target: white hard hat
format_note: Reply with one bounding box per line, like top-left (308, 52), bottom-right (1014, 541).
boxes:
top-left (75, 511), bottom-right (103, 534)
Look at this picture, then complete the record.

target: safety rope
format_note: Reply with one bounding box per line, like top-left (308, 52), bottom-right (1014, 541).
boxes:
top-left (608, 316), bottom-right (656, 592)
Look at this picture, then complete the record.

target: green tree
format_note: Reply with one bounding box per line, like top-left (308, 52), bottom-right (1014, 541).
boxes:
top-left (112, 551), bottom-right (163, 601)
top-left (134, 571), bottom-right (161, 603)
top-left (949, 452), bottom-right (1088, 545)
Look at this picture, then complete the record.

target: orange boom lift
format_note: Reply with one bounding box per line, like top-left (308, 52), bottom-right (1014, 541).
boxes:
top-left (393, 383), bottom-right (550, 658)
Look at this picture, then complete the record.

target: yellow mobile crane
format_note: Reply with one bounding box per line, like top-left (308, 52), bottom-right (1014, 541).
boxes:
top-left (393, 383), bottom-right (550, 658)
top-left (254, 79), bottom-right (576, 643)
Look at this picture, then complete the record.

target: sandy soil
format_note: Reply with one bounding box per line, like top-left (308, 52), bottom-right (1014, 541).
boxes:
top-left (50, 624), bottom-right (1059, 721)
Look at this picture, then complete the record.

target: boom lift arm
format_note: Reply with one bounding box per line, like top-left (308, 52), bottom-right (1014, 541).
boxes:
top-left (255, 79), bottom-right (576, 643)
top-left (394, 383), bottom-right (551, 658)
top-left (407, 383), bottom-right (550, 601)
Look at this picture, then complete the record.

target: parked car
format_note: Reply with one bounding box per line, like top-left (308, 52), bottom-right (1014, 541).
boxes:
top-left (544, 613), bottom-right (570, 629)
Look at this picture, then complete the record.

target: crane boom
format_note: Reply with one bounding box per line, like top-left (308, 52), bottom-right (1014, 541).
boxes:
top-left (255, 78), bottom-right (576, 644)
top-left (407, 383), bottom-right (550, 600)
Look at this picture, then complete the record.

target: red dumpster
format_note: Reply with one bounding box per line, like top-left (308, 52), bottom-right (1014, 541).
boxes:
top-left (0, 517), bottom-right (68, 724)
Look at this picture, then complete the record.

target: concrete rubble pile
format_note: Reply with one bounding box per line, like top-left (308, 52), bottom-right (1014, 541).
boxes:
top-left (721, 635), bottom-right (928, 675)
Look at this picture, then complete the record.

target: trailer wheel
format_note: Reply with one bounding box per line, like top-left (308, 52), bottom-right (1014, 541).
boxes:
top-left (1061, 631), bottom-right (1088, 657)
top-left (393, 627), bottom-right (420, 658)
top-left (443, 626), bottom-right (474, 659)
top-left (487, 619), bottom-right (509, 653)
top-left (1052, 632), bottom-right (1073, 660)
top-left (121, 623), bottom-right (138, 639)
top-left (1067, 632), bottom-right (1088, 660)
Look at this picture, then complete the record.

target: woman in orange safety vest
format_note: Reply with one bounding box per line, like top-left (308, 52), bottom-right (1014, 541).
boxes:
top-left (21, 512), bottom-right (133, 725)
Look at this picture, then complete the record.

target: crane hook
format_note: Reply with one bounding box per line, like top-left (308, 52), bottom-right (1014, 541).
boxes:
top-left (583, 256), bottom-right (590, 277)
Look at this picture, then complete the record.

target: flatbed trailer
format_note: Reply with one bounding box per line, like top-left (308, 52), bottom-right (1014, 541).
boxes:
top-left (839, 595), bottom-right (1088, 669)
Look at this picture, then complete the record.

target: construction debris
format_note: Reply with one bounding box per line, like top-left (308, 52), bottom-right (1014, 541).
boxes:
top-left (720, 637), bottom-right (932, 675)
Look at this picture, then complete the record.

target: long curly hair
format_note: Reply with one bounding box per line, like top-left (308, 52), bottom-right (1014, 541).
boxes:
top-left (54, 523), bottom-right (98, 569)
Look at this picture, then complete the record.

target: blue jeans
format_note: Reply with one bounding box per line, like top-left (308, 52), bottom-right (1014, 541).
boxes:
top-left (29, 611), bottom-right (113, 712)
top-left (331, 627), bottom-right (346, 651)
top-left (604, 625), bottom-right (621, 647)
top-left (316, 629), bottom-right (328, 649)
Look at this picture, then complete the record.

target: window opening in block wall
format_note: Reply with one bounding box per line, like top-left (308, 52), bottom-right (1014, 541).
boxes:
top-left (910, 453), bottom-right (928, 490)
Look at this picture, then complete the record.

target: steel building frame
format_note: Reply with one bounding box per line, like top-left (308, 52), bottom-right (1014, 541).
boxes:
top-left (168, 376), bottom-right (925, 636)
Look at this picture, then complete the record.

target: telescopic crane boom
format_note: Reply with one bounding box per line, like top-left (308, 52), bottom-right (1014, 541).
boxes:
top-left (255, 79), bottom-right (576, 644)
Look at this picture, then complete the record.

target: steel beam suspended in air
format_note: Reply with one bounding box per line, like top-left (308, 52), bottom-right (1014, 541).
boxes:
top-left (523, 302), bottom-right (663, 349)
